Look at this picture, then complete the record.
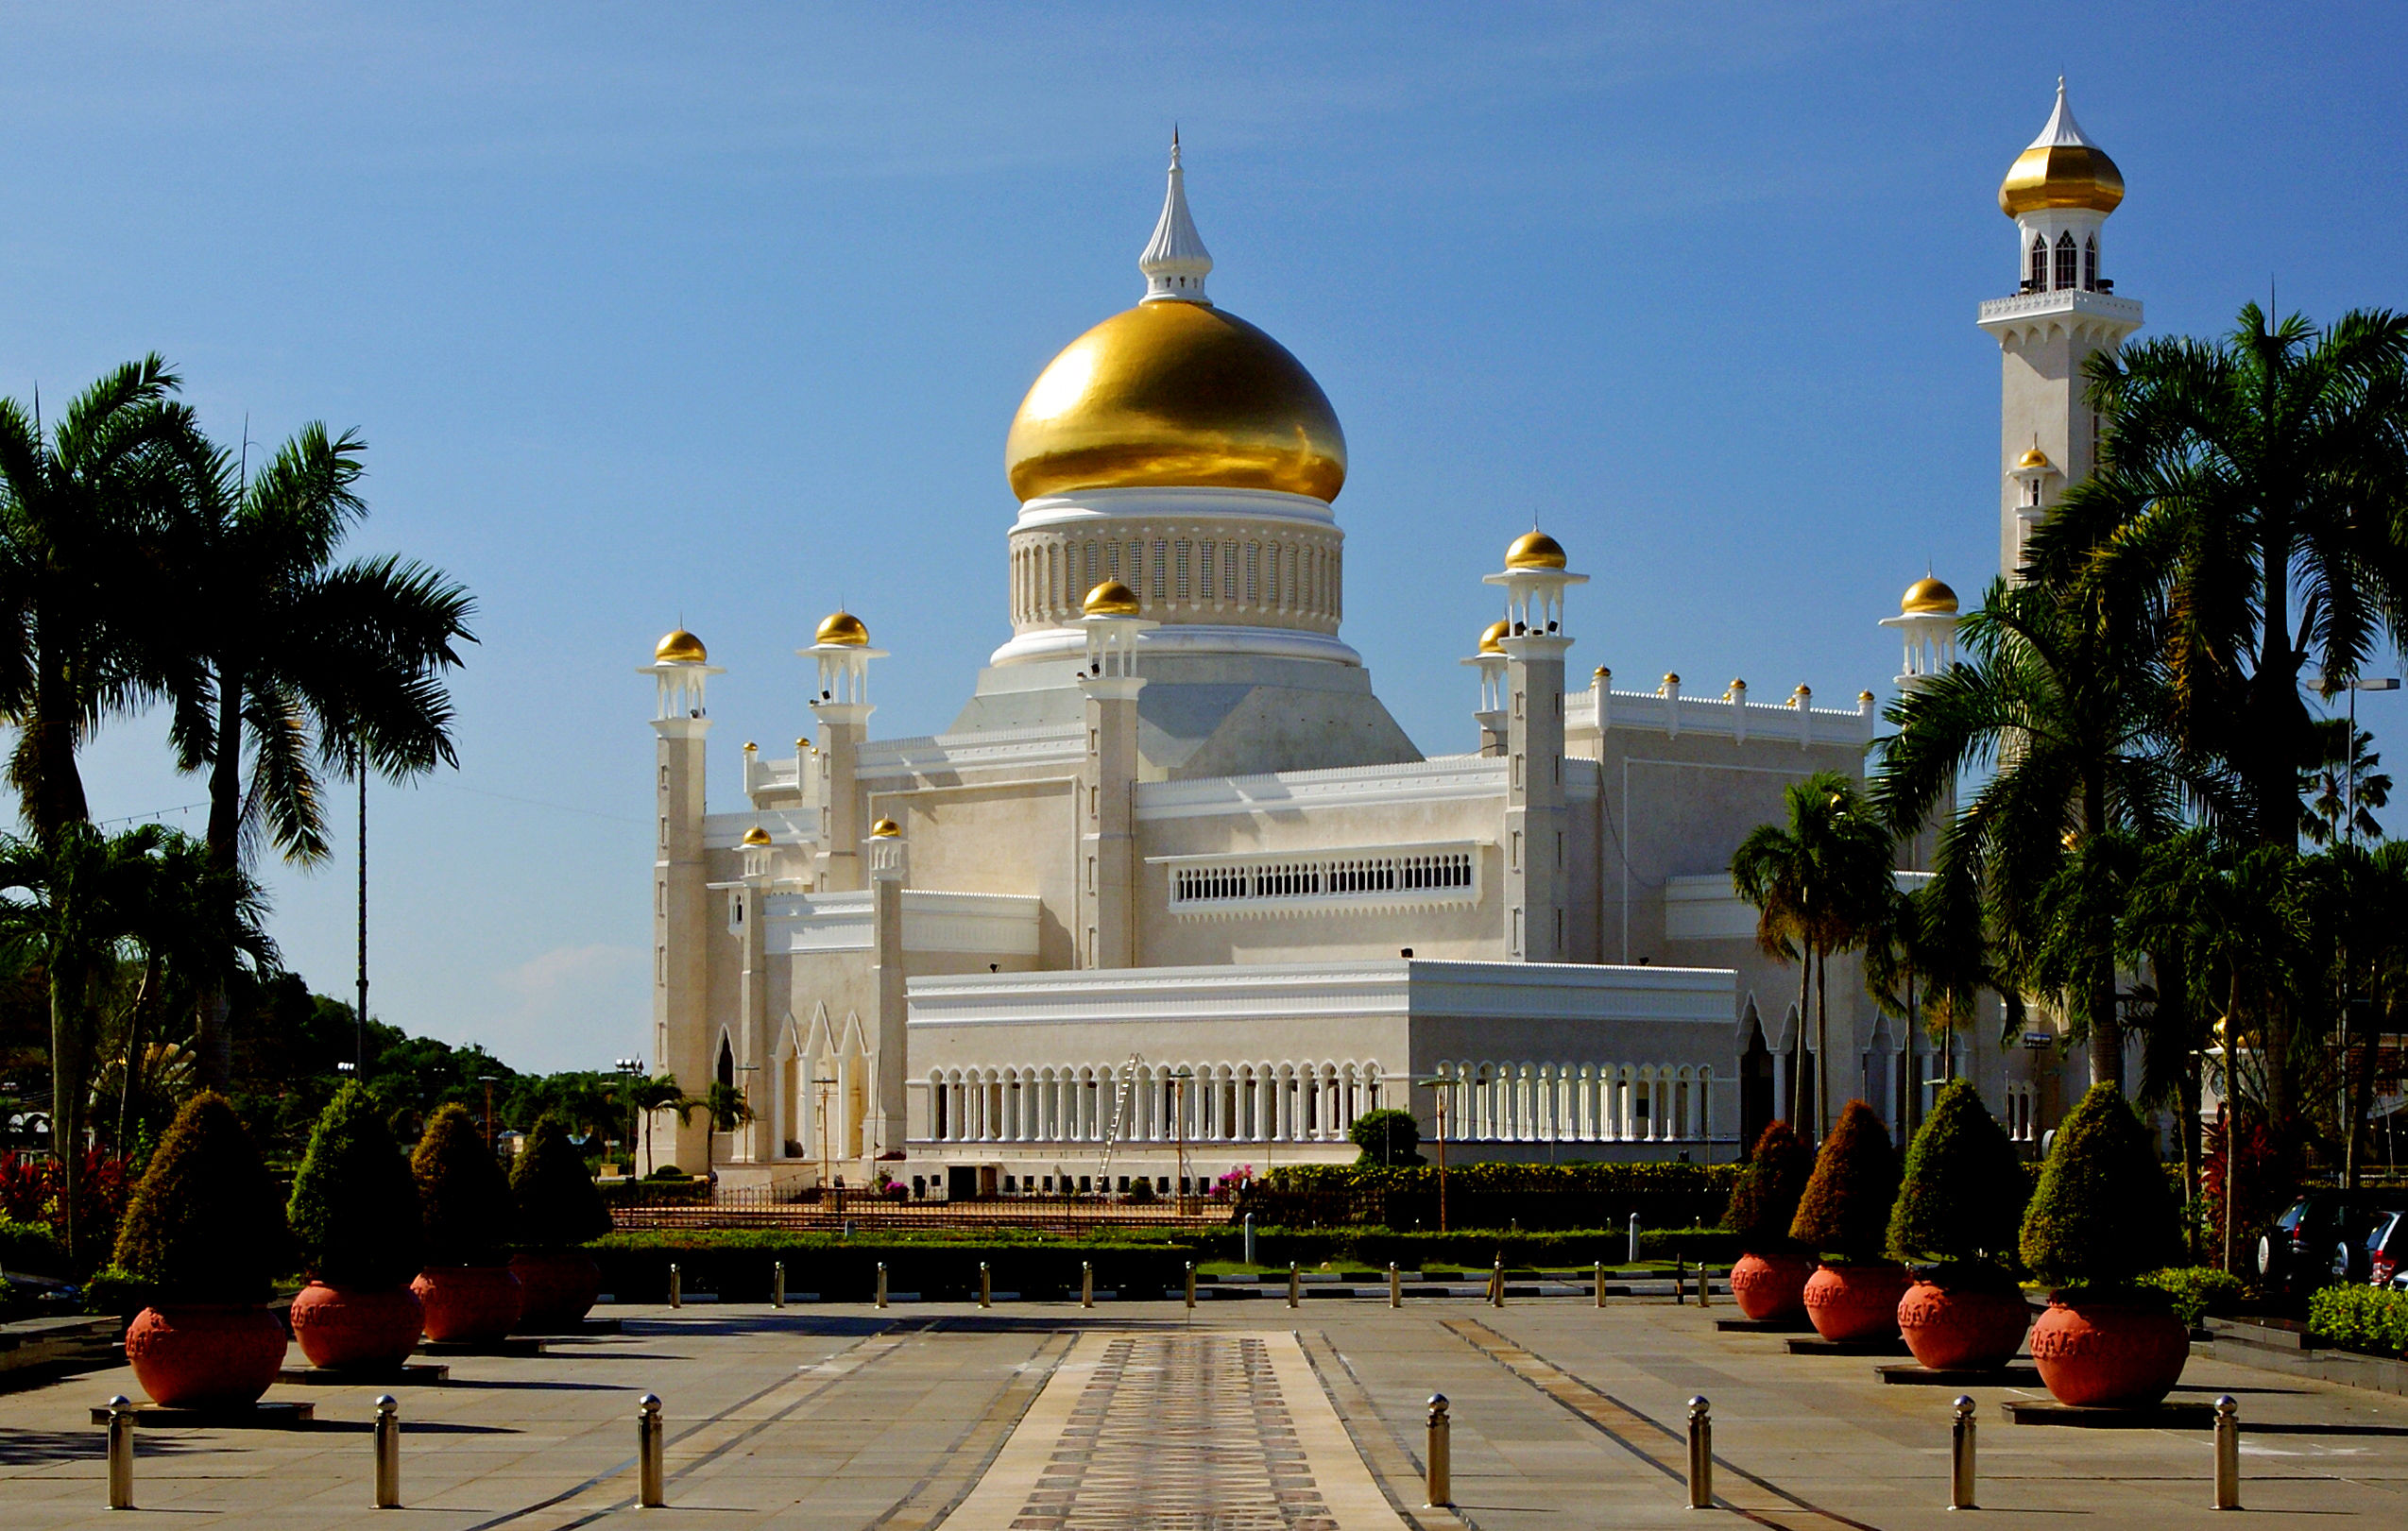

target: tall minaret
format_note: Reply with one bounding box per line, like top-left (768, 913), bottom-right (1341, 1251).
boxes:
top-left (1073, 580), bottom-right (1154, 968)
top-left (1977, 79), bottom-right (2143, 581)
top-left (1485, 531), bottom-right (1587, 961)
top-left (801, 610), bottom-right (884, 891)
top-left (642, 628), bottom-right (722, 1171)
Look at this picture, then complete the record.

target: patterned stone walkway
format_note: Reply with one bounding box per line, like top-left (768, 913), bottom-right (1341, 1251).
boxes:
top-left (937, 1331), bottom-right (1408, 1531)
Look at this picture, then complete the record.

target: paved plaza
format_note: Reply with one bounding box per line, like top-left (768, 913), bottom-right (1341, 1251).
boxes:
top-left (4, 1295), bottom-right (2405, 1529)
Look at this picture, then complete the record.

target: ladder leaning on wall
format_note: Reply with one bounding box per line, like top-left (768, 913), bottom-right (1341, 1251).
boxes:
top-left (1096, 1053), bottom-right (1140, 1193)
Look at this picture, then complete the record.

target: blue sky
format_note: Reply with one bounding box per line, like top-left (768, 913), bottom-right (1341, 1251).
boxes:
top-left (6, 4), bottom-right (2404, 1072)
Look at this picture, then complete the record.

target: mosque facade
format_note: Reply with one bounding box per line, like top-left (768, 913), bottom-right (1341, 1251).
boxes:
top-left (639, 86), bottom-right (2135, 1193)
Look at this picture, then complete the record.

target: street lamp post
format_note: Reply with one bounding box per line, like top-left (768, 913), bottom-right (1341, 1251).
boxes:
top-left (1414, 1076), bottom-right (1453, 1233)
top-left (478, 1076), bottom-right (500, 1154)
top-left (616, 1059), bottom-right (643, 1173)
top-left (2309, 672), bottom-right (2400, 1189)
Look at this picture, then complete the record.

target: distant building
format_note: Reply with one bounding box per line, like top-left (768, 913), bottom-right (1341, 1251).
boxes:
top-left (640, 87), bottom-right (2135, 1190)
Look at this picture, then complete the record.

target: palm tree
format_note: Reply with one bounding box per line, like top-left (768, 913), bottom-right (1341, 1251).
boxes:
top-left (1732, 770), bottom-right (1892, 1137)
top-left (2300, 718), bottom-right (2389, 847)
top-left (623, 1073), bottom-right (685, 1170)
top-left (664, 1081), bottom-right (756, 1190)
top-left (0, 357), bottom-right (195, 842)
top-left (1863, 875), bottom-right (2001, 1105)
top-left (0, 825), bottom-right (175, 1262)
top-left (158, 421), bottom-right (474, 1085)
top-left (1872, 576), bottom-right (2212, 1090)
top-left (2032, 304), bottom-right (2408, 857)
top-left (108, 834), bottom-right (278, 1148)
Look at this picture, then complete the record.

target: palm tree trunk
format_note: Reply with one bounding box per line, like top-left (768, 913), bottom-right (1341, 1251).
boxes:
top-left (50, 961), bottom-right (83, 1267)
top-left (27, 646), bottom-right (91, 843)
top-left (1815, 947), bottom-right (1830, 1136)
top-left (1791, 948), bottom-right (1813, 1135)
top-left (115, 955), bottom-right (159, 1151)
top-left (193, 664), bottom-right (244, 1092)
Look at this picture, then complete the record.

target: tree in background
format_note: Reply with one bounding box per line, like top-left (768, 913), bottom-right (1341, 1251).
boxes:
top-left (159, 420), bottom-right (474, 1087)
top-left (1348, 1107), bottom-right (1424, 1167)
top-left (1732, 772), bottom-right (1893, 1137)
top-left (0, 357), bottom-right (193, 842)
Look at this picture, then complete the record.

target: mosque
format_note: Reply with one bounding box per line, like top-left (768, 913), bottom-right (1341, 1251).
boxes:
top-left (638, 83), bottom-right (2136, 1193)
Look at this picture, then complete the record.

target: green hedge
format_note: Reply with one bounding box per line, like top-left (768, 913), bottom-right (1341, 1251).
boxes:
top-left (2307, 1285), bottom-right (2408, 1357)
top-left (2138, 1267), bottom-right (2245, 1328)
top-left (1238, 1161), bottom-right (1737, 1231)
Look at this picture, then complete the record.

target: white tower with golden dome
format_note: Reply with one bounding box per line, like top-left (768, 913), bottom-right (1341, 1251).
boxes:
top-left (642, 628), bottom-right (722, 1165)
top-left (1486, 530), bottom-right (1586, 961)
top-left (802, 609), bottom-right (883, 892)
top-left (1977, 79), bottom-right (2143, 581)
top-left (961, 137), bottom-right (1418, 779)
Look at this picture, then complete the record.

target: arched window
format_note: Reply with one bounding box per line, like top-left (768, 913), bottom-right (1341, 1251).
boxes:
top-left (2054, 231), bottom-right (2077, 291)
top-left (2028, 236), bottom-right (2047, 292)
top-left (716, 1034), bottom-right (735, 1089)
top-left (2082, 235), bottom-right (2098, 292)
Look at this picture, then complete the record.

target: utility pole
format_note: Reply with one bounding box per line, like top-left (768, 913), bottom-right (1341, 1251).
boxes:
top-left (356, 740), bottom-right (369, 1071)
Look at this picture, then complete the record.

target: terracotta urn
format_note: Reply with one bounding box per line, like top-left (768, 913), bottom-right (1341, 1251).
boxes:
top-left (1729, 1251), bottom-right (1814, 1321)
top-left (1896, 1279), bottom-right (2031, 1370)
top-left (289, 1282), bottom-right (424, 1370)
top-left (2028, 1298), bottom-right (2189, 1407)
top-left (124, 1304), bottom-right (287, 1408)
top-left (510, 1250), bottom-right (603, 1333)
top-left (412, 1266), bottom-right (523, 1344)
top-left (1802, 1263), bottom-right (1911, 1343)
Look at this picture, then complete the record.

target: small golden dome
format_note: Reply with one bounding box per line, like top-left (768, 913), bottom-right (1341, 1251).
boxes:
top-left (815, 610), bottom-right (869, 647)
top-left (2018, 446), bottom-right (2052, 470)
top-left (1477, 620), bottom-right (1511, 655)
top-left (740, 825), bottom-right (773, 847)
top-left (868, 818), bottom-right (901, 839)
top-left (1083, 579), bottom-right (1141, 616)
top-left (1999, 81), bottom-right (2124, 217)
top-left (655, 628), bottom-right (707, 664)
top-left (1506, 530), bottom-right (1568, 570)
top-left (1662, 672), bottom-right (1681, 688)
top-left (1730, 678), bottom-right (1747, 690)
top-left (743, 740), bottom-right (758, 752)
top-left (795, 737), bottom-right (811, 751)
top-left (1006, 300), bottom-right (1346, 502)
top-left (1902, 576), bottom-right (1960, 616)
top-left (1859, 690), bottom-right (1878, 704)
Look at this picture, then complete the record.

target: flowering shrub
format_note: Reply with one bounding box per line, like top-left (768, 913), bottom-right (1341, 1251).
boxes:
top-left (0, 1150), bottom-right (133, 1268)
top-left (2307, 1284), bottom-right (2408, 1357)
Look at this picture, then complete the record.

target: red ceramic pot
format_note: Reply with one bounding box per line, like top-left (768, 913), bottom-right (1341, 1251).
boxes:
top-left (1802, 1263), bottom-right (1911, 1342)
top-left (124, 1304), bottom-right (287, 1408)
top-left (2028, 1298), bottom-right (2189, 1407)
top-left (289, 1282), bottom-right (423, 1370)
top-left (510, 1250), bottom-right (602, 1333)
top-left (412, 1266), bottom-right (522, 1344)
top-left (1729, 1251), bottom-right (1814, 1321)
top-left (1896, 1280), bottom-right (2031, 1370)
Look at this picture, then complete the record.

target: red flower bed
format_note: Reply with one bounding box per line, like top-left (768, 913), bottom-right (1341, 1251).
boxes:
top-left (0, 1149), bottom-right (134, 1262)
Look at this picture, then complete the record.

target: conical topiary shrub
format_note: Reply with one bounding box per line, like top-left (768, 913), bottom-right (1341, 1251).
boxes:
top-left (1791, 1099), bottom-right (1908, 1342)
top-left (112, 1092), bottom-right (291, 1406)
top-left (287, 1082), bottom-right (426, 1369)
top-left (415, 1102), bottom-right (515, 1266)
top-left (2021, 1082), bottom-right (2189, 1406)
top-left (290, 1082), bottom-right (423, 1287)
top-left (1888, 1080), bottom-right (2027, 1274)
top-left (1791, 1100), bottom-right (1903, 1262)
top-left (2020, 1082), bottom-right (2181, 1290)
top-left (411, 1101), bottom-right (522, 1343)
top-left (508, 1114), bottom-right (614, 1332)
top-left (1727, 1121), bottom-right (1816, 1255)
top-left (1888, 1080), bottom-right (2032, 1369)
top-left (511, 1114), bottom-right (613, 1250)
top-left (1724, 1120), bottom-right (1818, 1322)
top-left (115, 1091), bottom-right (289, 1304)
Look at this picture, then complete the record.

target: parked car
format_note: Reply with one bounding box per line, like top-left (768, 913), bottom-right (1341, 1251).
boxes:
top-left (2367, 1209), bottom-right (2408, 1289)
top-left (2262, 1191), bottom-right (2408, 1296)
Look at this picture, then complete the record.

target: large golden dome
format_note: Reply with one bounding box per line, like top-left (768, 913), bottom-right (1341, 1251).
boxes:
top-left (1999, 79), bottom-right (2124, 217)
top-left (1006, 300), bottom-right (1347, 503)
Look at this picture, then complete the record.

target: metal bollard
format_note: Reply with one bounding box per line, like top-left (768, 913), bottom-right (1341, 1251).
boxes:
top-left (1686, 1395), bottom-right (1713, 1509)
top-left (1949, 1394), bottom-right (1976, 1510)
top-left (1697, 1260), bottom-right (1711, 1308)
top-left (668, 1262), bottom-right (681, 1308)
top-left (1389, 1261), bottom-right (1401, 1309)
top-left (2213, 1395), bottom-right (2240, 1510)
top-left (876, 1262), bottom-right (889, 1309)
top-left (1186, 1261), bottom-right (1197, 1310)
top-left (1244, 1212), bottom-right (1256, 1268)
top-left (637, 1393), bottom-right (666, 1508)
top-left (981, 1262), bottom-right (993, 1309)
top-left (1595, 1258), bottom-right (1607, 1309)
top-left (773, 1260), bottom-right (786, 1308)
top-left (1491, 1255), bottom-right (1505, 1308)
top-left (1288, 1261), bottom-right (1301, 1309)
top-left (372, 1394), bottom-right (402, 1508)
top-left (105, 1394), bottom-right (134, 1510)
top-left (1425, 1394), bottom-right (1452, 1507)
top-left (1629, 1213), bottom-right (1641, 1265)
top-left (1082, 1261), bottom-right (1094, 1309)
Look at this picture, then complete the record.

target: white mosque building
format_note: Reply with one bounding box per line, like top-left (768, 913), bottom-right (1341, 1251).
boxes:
top-left (638, 85), bottom-right (2136, 1194)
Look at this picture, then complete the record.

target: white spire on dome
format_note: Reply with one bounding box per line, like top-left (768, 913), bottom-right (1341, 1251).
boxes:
top-left (1139, 130), bottom-right (1214, 305)
top-left (2029, 76), bottom-right (2097, 149)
